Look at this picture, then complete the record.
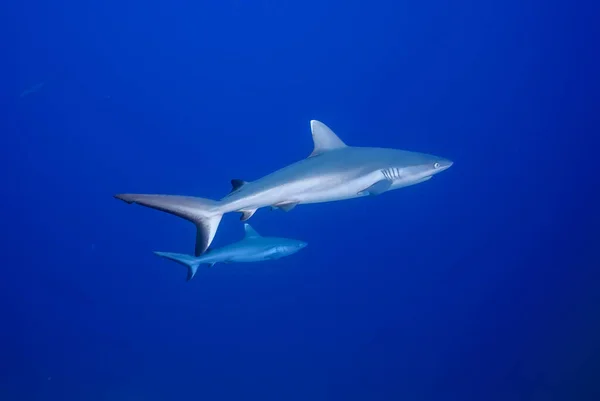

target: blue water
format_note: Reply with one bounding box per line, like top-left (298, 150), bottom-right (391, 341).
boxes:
top-left (2, 1), bottom-right (599, 400)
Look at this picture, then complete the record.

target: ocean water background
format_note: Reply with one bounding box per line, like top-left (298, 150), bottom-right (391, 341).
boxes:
top-left (2, 0), bottom-right (599, 400)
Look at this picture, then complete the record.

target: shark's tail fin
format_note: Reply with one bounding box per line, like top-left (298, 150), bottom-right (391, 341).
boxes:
top-left (114, 194), bottom-right (223, 256)
top-left (153, 251), bottom-right (205, 281)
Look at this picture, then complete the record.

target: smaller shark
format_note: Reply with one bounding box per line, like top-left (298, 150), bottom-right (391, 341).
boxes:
top-left (154, 223), bottom-right (307, 281)
top-left (19, 82), bottom-right (44, 98)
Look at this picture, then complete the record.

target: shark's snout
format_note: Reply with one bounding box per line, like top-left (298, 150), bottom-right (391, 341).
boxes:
top-left (290, 241), bottom-right (308, 253)
top-left (441, 160), bottom-right (453, 171)
top-left (276, 241), bottom-right (307, 256)
top-left (433, 159), bottom-right (453, 173)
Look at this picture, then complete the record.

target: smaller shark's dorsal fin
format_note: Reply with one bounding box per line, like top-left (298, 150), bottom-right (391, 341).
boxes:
top-left (309, 120), bottom-right (347, 157)
top-left (230, 179), bottom-right (248, 193)
top-left (243, 223), bottom-right (261, 238)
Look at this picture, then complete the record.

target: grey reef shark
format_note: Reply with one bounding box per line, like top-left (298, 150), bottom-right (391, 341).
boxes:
top-left (115, 120), bottom-right (453, 256)
top-left (154, 223), bottom-right (307, 281)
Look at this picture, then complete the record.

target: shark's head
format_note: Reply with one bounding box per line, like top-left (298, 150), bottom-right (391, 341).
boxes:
top-left (405, 154), bottom-right (453, 178)
top-left (271, 238), bottom-right (308, 259)
top-left (383, 150), bottom-right (453, 189)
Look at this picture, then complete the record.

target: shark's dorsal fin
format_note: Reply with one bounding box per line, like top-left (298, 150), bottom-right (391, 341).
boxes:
top-left (309, 120), bottom-right (347, 157)
top-left (230, 179), bottom-right (248, 193)
top-left (243, 223), bottom-right (261, 238)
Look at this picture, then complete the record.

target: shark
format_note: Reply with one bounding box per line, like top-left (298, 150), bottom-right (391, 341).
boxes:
top-left (154, 223), bottom-right (307, 281)
top-left (19, 82), bottom-right (44, 98)
top-left (115, 120), bottom-right (453, 256)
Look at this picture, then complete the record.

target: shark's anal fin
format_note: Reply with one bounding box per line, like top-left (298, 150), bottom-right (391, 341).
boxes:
top-left (207, 262), bottom-right (216, 268)
top-left (272, 201), bottom-right (298, 212)
top-left (309, 120), bottom-right (347, 157)
top-left (239, 209), bottom-right (257, 221)
top-left (359, 179), bottom-right (392, 196)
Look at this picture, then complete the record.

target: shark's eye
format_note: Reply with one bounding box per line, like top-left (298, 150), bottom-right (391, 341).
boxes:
top-left (433, 162), bottom-right (441, 169)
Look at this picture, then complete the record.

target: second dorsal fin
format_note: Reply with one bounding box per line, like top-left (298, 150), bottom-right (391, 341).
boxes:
top-left (309, 120), bottom-right (347, 157)
top-left (229, 179), bottom-right (248, 193)
top-left (243, 223), bottom-right (261, 238)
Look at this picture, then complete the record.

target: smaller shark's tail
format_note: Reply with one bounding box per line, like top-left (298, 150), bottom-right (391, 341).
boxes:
top-left (154, 251), bottom-right (209, 281)
top-left (114, 194), bottom-right (223, 256)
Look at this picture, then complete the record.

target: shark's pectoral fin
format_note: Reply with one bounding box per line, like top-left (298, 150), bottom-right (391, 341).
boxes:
top-left (239, 209), bottom-right (257, 221)
top-left (272, 201), bottom-right (298, 212)
top-left (359, 179), bottom-right (392, 196)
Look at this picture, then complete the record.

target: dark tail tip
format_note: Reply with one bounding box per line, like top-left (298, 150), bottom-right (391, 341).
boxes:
top-left (114, 194), bottom-right (135, 204)
top-left (186, 271), bottom-right (194, 282)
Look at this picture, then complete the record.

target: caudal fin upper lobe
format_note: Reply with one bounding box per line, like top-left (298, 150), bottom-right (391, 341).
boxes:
top-left (114, 193), bottom-right (223, 256)
top-left (153, 251), bottom-right (204, 281)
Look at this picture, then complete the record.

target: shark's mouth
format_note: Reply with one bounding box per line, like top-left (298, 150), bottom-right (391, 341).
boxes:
top-left (382, 168), bottom-right (434, 185)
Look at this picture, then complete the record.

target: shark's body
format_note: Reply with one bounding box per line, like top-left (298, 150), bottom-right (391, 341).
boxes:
top-left (19, 82), bottom-right (44, 98)
top-left (155, 223), bottom-right (307, 280)
top-left (116, 120), bottom-right (453, 255)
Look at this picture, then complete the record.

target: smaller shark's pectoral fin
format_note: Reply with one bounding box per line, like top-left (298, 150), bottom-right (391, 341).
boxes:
top-left (239, 209), bottom-right (257, 221)
top-left (272, 201), bottom-right (298, 212)
top-left (359, 179), bottom-right (392, 196)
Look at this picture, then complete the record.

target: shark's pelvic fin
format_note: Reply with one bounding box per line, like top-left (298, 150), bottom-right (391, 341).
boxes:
top-left (272, 201), bottom-right (298, 212)
top-left (243, 223), bottom-right (261, 238)
top-left (309, 120), bottom-right (347, 157)
top-left (114, 194), bottom-right (223, 256)
top-left (239, 209), bottom-right (257, 221)
top-left (153, 251), bottom-right (203, 281)
top-left (359, 179), bottom-right (392, 196)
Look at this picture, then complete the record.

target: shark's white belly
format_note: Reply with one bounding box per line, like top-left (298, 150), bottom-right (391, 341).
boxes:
top-left (293, 171), bottom-right (382, 204)
top-left (206, 245), bottom-right (275, 263)
top-left (221, 170), bottom-right (384, 211)
top-left (260, 169), bottom-right (384, 205)
top-left (228, 248), bottom-right (279, 262)
top-left (229, 254), bottom-right (268, 263)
